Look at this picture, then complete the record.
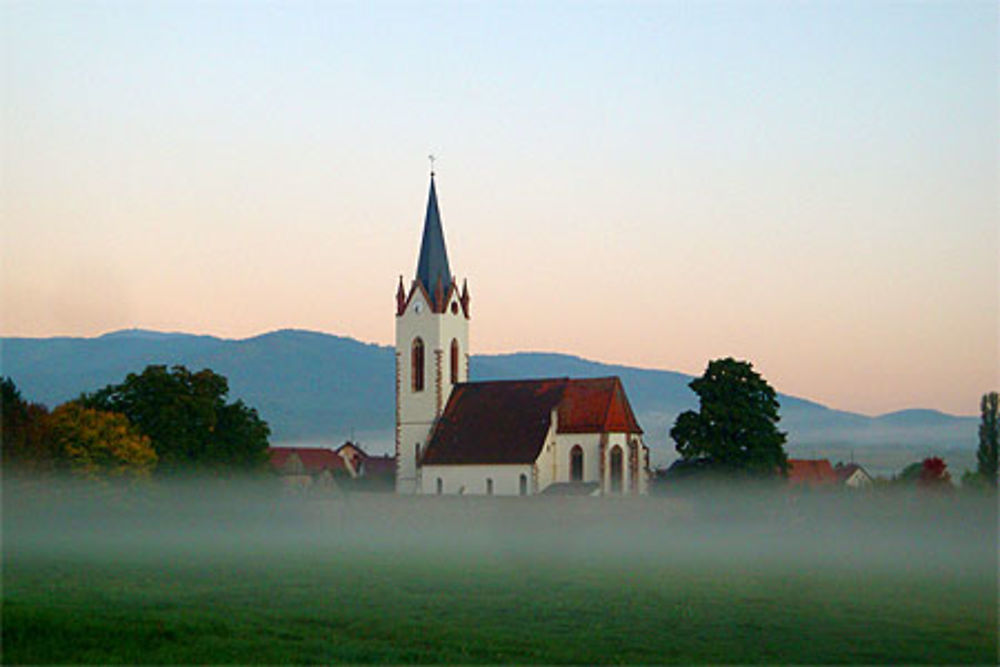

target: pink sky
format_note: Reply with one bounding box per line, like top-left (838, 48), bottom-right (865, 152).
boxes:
top-left (2, 2), bottom-right (996, 417)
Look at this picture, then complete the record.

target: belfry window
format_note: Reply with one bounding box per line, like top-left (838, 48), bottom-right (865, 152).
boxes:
top-left (450, 339), bottom-right (460, 385)
top-left (412, 338), bottom-right (425, 392)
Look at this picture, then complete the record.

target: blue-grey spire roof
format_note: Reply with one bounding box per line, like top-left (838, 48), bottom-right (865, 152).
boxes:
top-left (415, 174), bottom-right (452, 305)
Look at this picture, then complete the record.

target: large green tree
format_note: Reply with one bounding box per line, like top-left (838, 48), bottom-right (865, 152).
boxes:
top-left (977, 391), bottom-right (998, 489)
top-left (82, 365), bottom-right (270, 473)
top-left (670, 357), bottom-right (788, 477)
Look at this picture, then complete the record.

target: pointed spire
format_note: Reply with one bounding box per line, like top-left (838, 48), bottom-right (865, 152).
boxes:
top-left (415, 173), bottom-right (452, 310)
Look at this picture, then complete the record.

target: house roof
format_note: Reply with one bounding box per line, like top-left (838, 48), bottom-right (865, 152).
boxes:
top-left (834, 462), bottom-right (871, 483)
top-left (787, 459), bottom-right (838, 485)
top-left (268, 447), bottom-right (346, 473)
top-left (414, 174), bottom-right (452, 311)
top-left (422, 377), bottom-right (642, 466)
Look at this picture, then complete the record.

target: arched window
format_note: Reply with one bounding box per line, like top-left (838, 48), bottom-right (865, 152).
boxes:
top-left (486, 478), bottom-right (493, 495)
top-left (610, 445), bottom-right (624, 494)
top-left (519, 473), bottom-right (528, 496)
top-left (411, 338), bottom-right (425, 392)
top-left (436, 478), bottom-right (443, 495)
top-left (450, 339), bottom-right (460, 385)
top-left (570, 445), bottom-right (584, 482)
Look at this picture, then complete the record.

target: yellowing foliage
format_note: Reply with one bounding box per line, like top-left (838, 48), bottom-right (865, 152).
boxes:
top-left (47, 403), bottom-right (157, 480)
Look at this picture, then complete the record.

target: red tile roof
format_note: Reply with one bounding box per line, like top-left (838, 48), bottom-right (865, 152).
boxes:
top-left (422, 377), bottom-right (642, 466)
top-left (268, 447), bottom-right (346, 473)
top-left (787, 459), bottom-right (838, 485)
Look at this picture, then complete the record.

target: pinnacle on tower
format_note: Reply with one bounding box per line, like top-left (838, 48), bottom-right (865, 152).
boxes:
top-left (414, 174), bottom-right (452, 311)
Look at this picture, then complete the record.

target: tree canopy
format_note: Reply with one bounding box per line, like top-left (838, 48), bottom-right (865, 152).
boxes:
top-left (917, 456), bottom-right (952, 489)
top-left (670, 357), bottom-right (788, 477)
top-left (47, 402), bottom-right (157, 480)
top-left (977, 391), bottom-right (998, 489)
top-left (82, 365), bottom-right (270, 474)
top-left (2, 377), bottom-right (54, 472)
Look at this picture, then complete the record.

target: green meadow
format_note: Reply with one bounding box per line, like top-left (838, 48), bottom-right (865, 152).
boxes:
top-left (3, 483), bottom-right (997, 664)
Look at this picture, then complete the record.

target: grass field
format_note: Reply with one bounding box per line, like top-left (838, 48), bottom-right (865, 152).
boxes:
top-left (3, 481), bottom-right (997, 664)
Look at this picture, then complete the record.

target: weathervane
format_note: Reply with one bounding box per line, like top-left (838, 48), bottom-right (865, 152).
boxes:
top-left (428, 154), bottom-right (436, 176)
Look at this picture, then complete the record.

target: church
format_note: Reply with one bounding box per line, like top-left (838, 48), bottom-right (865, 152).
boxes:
top-left (395, 172), bottom-right (649, 496)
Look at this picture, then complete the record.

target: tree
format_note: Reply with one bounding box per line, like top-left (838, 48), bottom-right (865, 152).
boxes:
top-left (896, 461), bottom-right (924, 484)
top-left (670, 357), bottom-right (788, 477)
top-left (1, 377), bottom-right (53, 472)
top-left (82, 365), bottom-right (270, 473)
top-left (977, 391), bottom-right (998, 489)
top-left (917, 456), bottom-right (952, 491)
top-left (47, 402), bottom-right (157, 480)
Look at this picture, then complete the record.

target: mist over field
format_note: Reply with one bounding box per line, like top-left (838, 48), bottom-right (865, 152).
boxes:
top-left (5, 477), bottom-right (996, 574)
top-left (4, 477), bottom-right (997, 663)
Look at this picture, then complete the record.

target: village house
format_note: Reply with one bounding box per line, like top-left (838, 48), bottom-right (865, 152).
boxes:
top-left (834, 462), bottom-right (874, 489)
top-left (395, 172), bottom-right (650, 496)
top-left (269, 442), bottom-right (394, 491)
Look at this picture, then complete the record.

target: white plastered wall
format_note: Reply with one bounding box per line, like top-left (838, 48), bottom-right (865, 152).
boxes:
top-left (420, 464), bottom-right (535, 496)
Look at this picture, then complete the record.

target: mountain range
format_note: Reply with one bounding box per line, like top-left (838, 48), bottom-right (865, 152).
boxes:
top-left (1, 329), bottom-right (978, 469)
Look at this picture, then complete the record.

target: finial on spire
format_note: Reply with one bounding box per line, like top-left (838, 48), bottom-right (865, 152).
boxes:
top-left (428, 154), bottom-right (436, 177)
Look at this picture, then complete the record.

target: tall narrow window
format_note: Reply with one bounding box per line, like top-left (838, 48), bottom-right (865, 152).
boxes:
top-left (610, 446), bottom-right (624, 494)
top-left (415, 443), bottom-right (421, 465)
top-left (519, 474), bottom-right (528, 496)
top-left (411, 338), bottom-right (425, 392)
top-left (450, 339), bottom-right (460, 385)
top-left (436, 478), bottom-right (443, 495)
top-left (486, 478), bottom-right (493, 495)
top-left (570, 445), bottom-right (584, 482)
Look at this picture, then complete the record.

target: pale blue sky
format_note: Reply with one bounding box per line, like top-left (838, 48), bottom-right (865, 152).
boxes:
top-left (2, 1), bottom-right (997, 415)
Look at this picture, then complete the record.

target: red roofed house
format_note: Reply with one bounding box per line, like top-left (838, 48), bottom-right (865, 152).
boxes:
top-left (269, 441), bottom-right (396, 491)
top-left (395, 173), bottom-right (650, 495)
top-left (269, 446), bottom-right (346, 490)
top-left (787, 459), bottom-right (839, 487)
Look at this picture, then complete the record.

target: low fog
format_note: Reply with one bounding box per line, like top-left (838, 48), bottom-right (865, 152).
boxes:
top-left (5, 476), bottom-right (996, 585)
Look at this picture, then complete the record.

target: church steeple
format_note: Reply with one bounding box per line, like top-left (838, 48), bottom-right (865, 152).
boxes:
top-left (414, 174), bottom-right (452, 311)
top-left (396, 169), bottom-right (470, 494)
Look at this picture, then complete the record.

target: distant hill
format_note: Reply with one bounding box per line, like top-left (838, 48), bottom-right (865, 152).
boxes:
top-left (1, 330), bottom-right (978, 467)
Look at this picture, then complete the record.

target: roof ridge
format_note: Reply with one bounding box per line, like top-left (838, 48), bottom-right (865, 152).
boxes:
top-left (452, 377), bottom-right (572, 388)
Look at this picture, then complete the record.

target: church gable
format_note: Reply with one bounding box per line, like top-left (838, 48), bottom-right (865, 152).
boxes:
top-left (557, 377), bottom-right (643, 435)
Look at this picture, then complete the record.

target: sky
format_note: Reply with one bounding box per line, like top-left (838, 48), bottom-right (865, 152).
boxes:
top-left (2, 1), bottom-right (997, 417)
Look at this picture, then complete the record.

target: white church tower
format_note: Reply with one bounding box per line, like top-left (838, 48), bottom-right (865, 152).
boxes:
top-left (395, 172), bottom-right (469, 494)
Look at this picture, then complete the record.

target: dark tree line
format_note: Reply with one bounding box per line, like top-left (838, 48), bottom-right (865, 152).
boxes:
top-left (2, 365), bottom-right (270, 478)
top-left (2, 377), bottom-right (56, 472)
